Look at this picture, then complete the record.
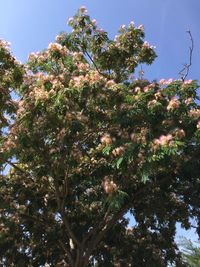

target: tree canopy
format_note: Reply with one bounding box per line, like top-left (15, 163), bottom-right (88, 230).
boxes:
top-left (0, 7), bottom-right (200, 267)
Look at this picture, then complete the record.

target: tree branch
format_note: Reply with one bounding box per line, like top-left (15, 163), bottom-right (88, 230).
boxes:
top-left (58, 240), bottom-right (74, 266)
top-left (83, 203), bottom-right (129, 264)
top-left (179, 30), bottom-right (194, 81)
top-left (84, 50), bottom-right (109, 79)
top-left (53, 177), bottom-right (82, 250)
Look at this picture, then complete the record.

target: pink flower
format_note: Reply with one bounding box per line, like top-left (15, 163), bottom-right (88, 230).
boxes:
top-left (153, 134), bottom-right (173, 147)
top-left (167, 97), bottom-right (180, 111)
top-left (167, 78), bottom-right (173, 84)
top-left (79, 6), bottom-right (87, 13)
top-left (175, 129), bottom-right (185, 139)
top-left (67, 17), bottom-right (74, 24)
top-left (154, 91), bottom-right (162, 100)
top-left (184, 97), bottom-right (193, 105)
top-left (92, 19), bottom-right (97, 25)
top-left (112, 146), bottom-right (125, 157)
top-left (184, 79), bottom-right (193, 85)
top-left (138, 25), bottom-right (144, 31)
top-left (134, 86), bottom-right (141, 93)
top-left (197, 121), bottom-right (200, 129)
top-left (102, 177), bottom-right (117, 195)
top-left (159, 79), bottom-right (166, 85)
top-left (143, 41), bottom-right (150, 49)
top-left (106, 80), bottom-right (116, 88)
top-left (100, 133), bottom-right (112, 145)
top-left (159, 78), bottom-right (173, 85)
top-left (189, 109), bottom-right (200, 119)
top-left (148, 99), bottom-right (158, 108)
top-left (143, 86), bottom-right (150, 92)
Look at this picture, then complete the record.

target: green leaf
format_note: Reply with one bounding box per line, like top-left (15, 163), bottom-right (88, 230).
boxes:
top-left (116, 157), bottom-right (123, 169)
top-left (102, 145), bottom-right (112, 155)
top-left (141, 171), bottom-right (149, 184)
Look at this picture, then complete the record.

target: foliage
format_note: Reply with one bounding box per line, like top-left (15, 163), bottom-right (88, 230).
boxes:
top-left (179, 238), bottom-right (200, 267)
top-left (0, 6), bottom-right (200, 267)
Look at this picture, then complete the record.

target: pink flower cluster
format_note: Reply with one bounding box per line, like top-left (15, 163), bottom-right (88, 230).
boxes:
top-left (69, 70), bottom-right (106, 88)
top-left (167, 97), bottom-right (180, 111)
top-left (143, 83), bottom-right (155, 92)
top-left (189, 109), bottom-right (200, 119)
top-left (142, 41), bottom-right (155, 50)
top-left (106, 80), bottom-right (116, 89)
top-left (73, 52), bottom-right (84, 61)
top-left (100, 133), bottom-right (112, 145)
top-left (0, 39), bottom-right (11, 50)
top-left (159, 78), bottom-right (173, 85)
top-left (148, 99), bottom-right (159, 108)
top-left (29, 87), bottom-right (49, 102)
top-left (112, 146), bottom-right (125, 157)
top-left (79, 6), bottom-right (87, 13)
top-left (184, 79), bottom-right (193, 85)
top-left (48, 43), bottom-right (68, 56)
top-left (184, 97), bottom-right (193, 105)
top-left (76, 62), bottom-right (89, 73)
top-left (102, 177), bottom-right (117, 195)
top-left (153, 134), bottom-right (173, 147)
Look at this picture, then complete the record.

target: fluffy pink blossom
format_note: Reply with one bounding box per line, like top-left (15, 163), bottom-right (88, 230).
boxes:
top-left (143, 86), bottom-right (150, 92)
top-left (0, 39), bottom-right (11, 50)
top-left (67, 17), bottom-right (74, 24)
top-left (138, 25), bottom-right (144, 31)
top-left (189, 109), bottom-right (200, 119)
top-left (184, 97), bottom-right (193, 105)
top-left (184, 79), bottom-right (193, 85)
top-left (167, 97), bottom-right (180, 111)
top-left (143, 41), bottom-right (150, 49)
top-left (92, 19), bottom-right (97, 25)
top-left (148, 99), bottom-right (158, 108)
top-left (159, 78), bottom-right (173, 85)
top-left (154, 134), bottom-right (173, 147)
top-left (129, 21), bottom-right (135, 28)
top-left (100, 133), bottom-right (112, 145)
top-left (134, 86), bottom-right (141, 93)
top-left (79, 6), bottom-right (87, 13)
top-left (102, 177), bottom-right (117, 195)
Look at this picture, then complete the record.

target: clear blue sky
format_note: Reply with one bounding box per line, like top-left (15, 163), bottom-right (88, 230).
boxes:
top-left (0, 0), bottom-right (199, 242)
top-left (0, 0), bottom-right (199, 81)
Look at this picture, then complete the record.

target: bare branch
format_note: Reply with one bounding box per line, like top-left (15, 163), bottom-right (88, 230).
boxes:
top-left (138, 65), bottom-right (145, 80)
top-left (179, 30), bottom-right (194, 81)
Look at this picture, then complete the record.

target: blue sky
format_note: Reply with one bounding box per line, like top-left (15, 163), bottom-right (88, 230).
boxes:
top-left (0, 0), bottom-right (199, 242)
top-left (1, 0), bottom-right (199, 81)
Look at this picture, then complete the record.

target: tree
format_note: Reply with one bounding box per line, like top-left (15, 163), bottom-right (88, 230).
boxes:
top-left (0, 6), bottom-right (200, 267)
top-left (179, 238), bottom-right (200, 267)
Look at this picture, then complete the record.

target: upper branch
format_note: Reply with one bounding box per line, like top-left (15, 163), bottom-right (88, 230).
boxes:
top-left (179, 30), bottom-right (194, 81)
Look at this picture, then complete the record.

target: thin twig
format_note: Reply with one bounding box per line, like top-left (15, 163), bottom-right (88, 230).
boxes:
top-left (179, 30), bottom-right (194, 81)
